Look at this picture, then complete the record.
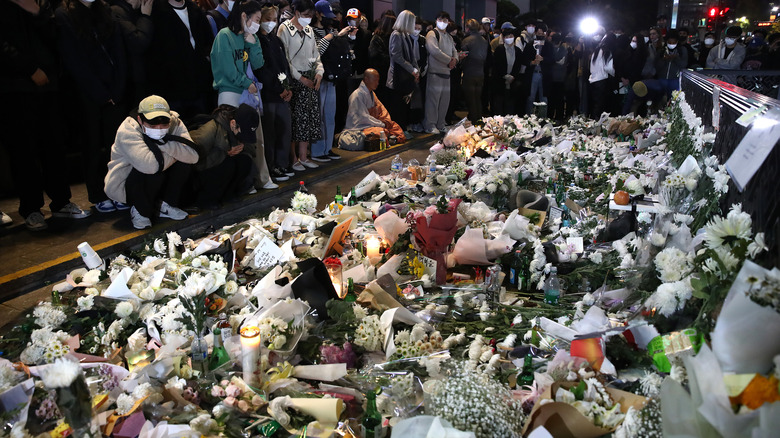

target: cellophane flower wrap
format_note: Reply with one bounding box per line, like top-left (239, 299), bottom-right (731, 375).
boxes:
top-left (413, 198), bottom-right (462, 284)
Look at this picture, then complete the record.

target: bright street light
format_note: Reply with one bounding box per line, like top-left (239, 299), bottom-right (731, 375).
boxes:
top-left (580, 17), bottom-right (599, 35)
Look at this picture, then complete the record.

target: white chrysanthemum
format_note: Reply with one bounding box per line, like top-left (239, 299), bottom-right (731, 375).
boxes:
top-left (639, 371), bottom-right (663, 397)
top-left (353, 315), bottom-right (383, 351)
top-left (644, 280), bottom-right (693, 317)
top-left (153, 239), bottom-right (167, 255)
top-left (114, 301), bottom-right (134, 319)
top-left (189, 414), bottom-right (218, 435)
top-left (33, 302), bottom-right (67, 329)
top-left (352, 303), bottom-right (368, 320)
top-left (588, 251), bottom-right (603, 264)
top-left (40, 358), bottom-right (81, 388)
top-left (0, 363), bottom-right (24, 394)
top-left (704, 203), bottom-right (752, 249)
top-left (654, 247), bottom-right (693, 282)
top-left (76, 295), bottom-right (94, 312)
top-left (115, 393), bottom-right (136, 415)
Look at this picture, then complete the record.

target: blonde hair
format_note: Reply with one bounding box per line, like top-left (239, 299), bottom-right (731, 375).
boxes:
top-left (393, 10), bottom-right (416, 34)
top-left (466, 19), bottom-right (480, 32)
top-left (261, 4), bottom-right (279, 21)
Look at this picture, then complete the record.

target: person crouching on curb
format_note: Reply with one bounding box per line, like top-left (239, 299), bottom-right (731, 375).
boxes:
top-left (105, 95), bottom-right (199, 229)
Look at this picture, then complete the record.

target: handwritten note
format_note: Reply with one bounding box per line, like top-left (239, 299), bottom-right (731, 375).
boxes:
top-left (725, 108), bottom-right (780, 192)
top-left (253, 237), bottom-right (284, 269)
top-left (419, 255), bottom-right (437, 277)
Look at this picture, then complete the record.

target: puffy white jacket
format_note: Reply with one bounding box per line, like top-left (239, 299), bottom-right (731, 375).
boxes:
top-left (104, 113), bottom-right (199, 203)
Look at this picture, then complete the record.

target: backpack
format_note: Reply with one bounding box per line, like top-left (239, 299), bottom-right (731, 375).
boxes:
top-left (206, 9), bottom-right (228, 33)
top-left (322, 35), bottom-right (353, 81)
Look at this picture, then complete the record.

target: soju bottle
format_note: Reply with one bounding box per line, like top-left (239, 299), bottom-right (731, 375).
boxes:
top-left (362, 390), bottom-right (382, 437)
top-left (208, 327), bottom-right (230, 371)
top-left (519, 354), bottom-right (535, 387)
top-left (543, 267), bottom-right (561, 305)
top-left (509, 250), bottom-right (523, 290)
top-left (345, 278), bottom-right (357, 302)
top-left (546, 177), bottom-right (555, 194)
top-left (334, 186), bottom-right (343, 205)
top-left (298, 181), bottom-right (308, 193)
top-left (516, 170), bottom-right (524, 187)
top-left (347, 187), bottom-right (358, 206)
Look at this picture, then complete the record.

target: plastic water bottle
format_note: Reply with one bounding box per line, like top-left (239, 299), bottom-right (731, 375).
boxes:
top-left (543, 267), bottom-right (561, 305)
top-left (427, 155), bottom-right (437, 173)
top-left (390, 154), bottom-right (403, 175)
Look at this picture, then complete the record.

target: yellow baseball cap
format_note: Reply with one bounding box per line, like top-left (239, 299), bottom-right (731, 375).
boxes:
top-left (138, 95), bottom-right (171, 120)
top-left (632, 81), bottom-right (648, 97)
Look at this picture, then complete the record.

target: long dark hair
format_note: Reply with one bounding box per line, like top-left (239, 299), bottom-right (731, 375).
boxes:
top-left (227, 0), bottom-right (264, 34)
top-left (592, 33), bottom-right (616, 63)
top-left (290, 0), bottom-right (314, 13)
top-left (64, 0), bottom-right (114, 42)
top-left (374, 15), bottom-right (395, 37)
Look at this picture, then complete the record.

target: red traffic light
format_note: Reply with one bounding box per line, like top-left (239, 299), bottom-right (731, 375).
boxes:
top-left (709, 7), bottom-right (718, 18)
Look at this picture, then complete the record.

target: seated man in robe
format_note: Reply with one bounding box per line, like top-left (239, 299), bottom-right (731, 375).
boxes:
top-left (339, 68), bottom-right (406, 150)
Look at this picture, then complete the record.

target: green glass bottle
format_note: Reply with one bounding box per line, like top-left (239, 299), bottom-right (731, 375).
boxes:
top-left (519, 354), bottom-right (535, 387)
top-left (335, 185), bottom-right (343, 205)
top-left (362, 390), bottom-right (382, 437)
top-left (509, 250), bottom-right (523, 290)
top-left (348, 187), bottom-right (358, 206)
top-left (546, 176), bottom-right (555, 194)
top-left (208, 327), bottom-right (231, 371)
top-left (345, 278), bottom-right (357, 302)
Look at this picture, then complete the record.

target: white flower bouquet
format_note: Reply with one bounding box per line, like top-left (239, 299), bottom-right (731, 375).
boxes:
top-left (291, 191), bottom-right (317, 214)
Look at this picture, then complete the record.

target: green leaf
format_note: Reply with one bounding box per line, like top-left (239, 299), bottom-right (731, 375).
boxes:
top-left (571, 381), bottom-right (587, 401)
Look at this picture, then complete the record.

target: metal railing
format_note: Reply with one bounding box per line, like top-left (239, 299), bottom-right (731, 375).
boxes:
top-left (693, 69), bottom-right (780, 100)
top-left (681, 70), bottom-right (780, 265)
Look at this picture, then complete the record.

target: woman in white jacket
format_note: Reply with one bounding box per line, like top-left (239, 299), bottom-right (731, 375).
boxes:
top-left (104, 95), bottom-right (199, 229)
top-left (588, 35), bottom-right (615, 118)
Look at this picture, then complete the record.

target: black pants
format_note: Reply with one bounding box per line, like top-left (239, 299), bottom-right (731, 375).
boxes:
top-left (589, 78), bottom-right (611, 118)
top-left (0, 92), bottom-right (72, 218)
top-left (389, 91), bottom-right (411, 131)
top-left (196, 154), bottom-right (253, 207)
top-left (79, 96), bottom-right (127, 204)
top-left (548, 81), bottom-right (565, 121)
top-left (491, 81), bottom-right (521, 116)
top-left (262, 101), bottom-right (292, 169)
top-left (125, 161), bottom-right (192, 219)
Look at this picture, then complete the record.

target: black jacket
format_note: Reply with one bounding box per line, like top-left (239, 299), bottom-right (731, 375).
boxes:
top-left (55, 2), bottom-right (127, 104)
top-left (492, 44), bottom-right (524, 83)
top-left (0, 0), bottom-right (60, 94)
top-left (111, 1), bottom-right (152, 88)
top-left (145, 0), bottom-right (213, 101)
top-left (255, 32), bottom-right (290, 104)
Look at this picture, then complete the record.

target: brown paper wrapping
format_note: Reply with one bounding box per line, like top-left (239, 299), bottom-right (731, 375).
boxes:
top-left (521, 382), bottom-right (646, 438)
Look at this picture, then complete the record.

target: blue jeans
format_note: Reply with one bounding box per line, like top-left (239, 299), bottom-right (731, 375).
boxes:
top-left (526, 71), bottom-right (547, 114)
top-left (312, 81), bottom-right (336, 156)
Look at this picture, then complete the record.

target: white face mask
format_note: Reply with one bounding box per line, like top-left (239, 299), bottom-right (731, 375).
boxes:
top-left (298, 16), bottom-right (312, 27)
top-left (412, 29), bottom-right (421, 37)
top-left (704, 38), bottom-right (715, 45)
top-left (436, 20), bottom-right (448, 31)
top-left (504, 37), bottom-right (515, 45)
top-left (725, 37), bottom-right (736, 46)
top-left (227, 0), bottom-right (234, 11)
top-left (630, 41), bottom-right (638, 49)
top-left (245, 20), bottom-right (260, 35)
top-left (348, 20), bottom-right (357, 27)
top-left (144, 126), bottom-right (167, 140)
top-left (526, 26), bottom-right (535, 34)
top-left (667, 43), bottom-right (677, 49)
top-left (644, 36), bottom-right (649, 43)
top-left (261, 21), bottom-right (276, 34)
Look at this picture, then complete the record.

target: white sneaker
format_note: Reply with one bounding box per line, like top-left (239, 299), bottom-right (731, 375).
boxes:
top-left (0, 211), bottom-right (11, 226)
top-left (425, 127), bottom-right (440, 134)
top-left (300, 159), bottom-right (319, 169)
top-left (262, 181), bottom-right (279, 189)
top-left (292, 161), bottom-right (306, 172)
top-left (25, 212), bottom-right (47, 231)
top-left (130, 206), bottom-right (151, 229)
top-left (95, 199), bottom-right (117, 213)
top-left (159, 201), bottom-right (188, 220)
top-left (246, 187), bottom-right (258, 195)
top-left (52, 202), bottom-right (92, 219)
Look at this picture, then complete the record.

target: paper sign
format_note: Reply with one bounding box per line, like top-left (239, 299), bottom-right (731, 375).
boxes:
top-left (322, 217), bottom-right (354, 258)
top-left (712, 85), bottom-right (721, 131)
top-left (566, 237), bottom-right (584, 253)
top-left (354, 171), bottom-right (380, 197)
top-left (564, 198), bottom-right (582, 216)
top-left (419, 255), bottom-right (437, 277)
top-left (735, 105), bottom-right (765, 127)
top-left (725, 108), bottom-right (780, 192)
top-left (252, 237), bottom-right (284, 268)
top-left (548, 207), bottom-right (563, 224)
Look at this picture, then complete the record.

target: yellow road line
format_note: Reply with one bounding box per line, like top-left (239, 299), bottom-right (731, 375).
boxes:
top-left (0, 230), bottom-right (147, 285)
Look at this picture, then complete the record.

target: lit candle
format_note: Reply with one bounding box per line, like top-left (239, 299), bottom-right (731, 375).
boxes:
top-left (324, 256), bottom-right (344, 299)
top-left (366, 236), bottom-right (381, 260)
top-left (240, 326), bottom-right (261, 387)
top-left (332, 279), bottom-right (343, 298)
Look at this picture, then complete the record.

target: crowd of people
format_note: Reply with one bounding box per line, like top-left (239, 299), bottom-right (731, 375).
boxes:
top-left (2, 0), bottom-right (778, 231)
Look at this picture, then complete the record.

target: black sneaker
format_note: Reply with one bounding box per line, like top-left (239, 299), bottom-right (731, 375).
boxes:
top-left (271, 167), bottom-right (290, 181)
top-left (311, 155), bottom-right (331, 163)
top-left (282, 167), bottom-right (295, 176)
top-left (326, 151), bottom-right (341, 160)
